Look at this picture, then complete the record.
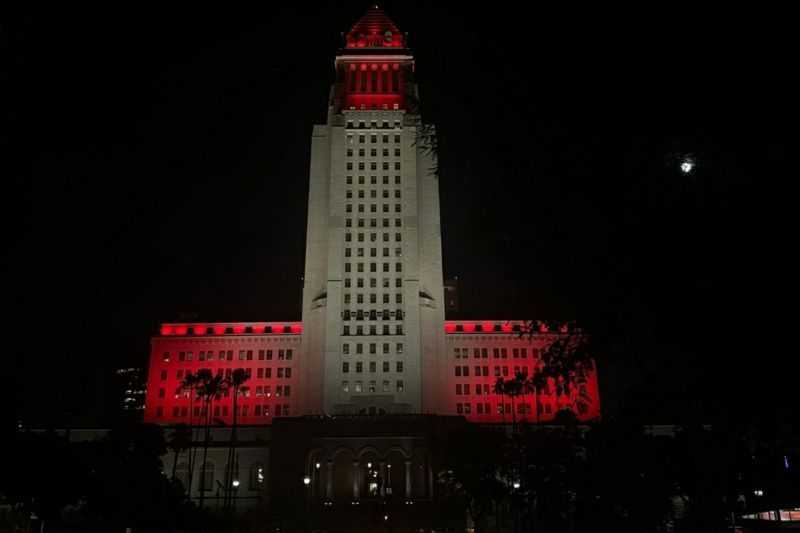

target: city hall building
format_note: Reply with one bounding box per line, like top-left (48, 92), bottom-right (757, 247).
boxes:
top-left (141, 6), bottom-right (600, 529)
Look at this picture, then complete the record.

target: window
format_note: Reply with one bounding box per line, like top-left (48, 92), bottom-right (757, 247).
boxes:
top-left (396, 380), bottom-right (404, 392)
top-left (355, 381), bottom-right (363, 392)
top-left (343, 362), bottom-right (350, 373)
top-left (396, 361), bottom-right (403, 372)
top-left (342, 381), bottom-right (349, 392)
top-left (356, 361), bottom-right (363, 373)
top-left (369, 361), bottom-right (376, 373)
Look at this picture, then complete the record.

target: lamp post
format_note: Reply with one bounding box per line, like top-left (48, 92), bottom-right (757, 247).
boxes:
top-left (303, 475), bottom-right (312, 533)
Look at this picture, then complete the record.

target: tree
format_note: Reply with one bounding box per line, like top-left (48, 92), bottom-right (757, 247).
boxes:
top-left (438, 425), bottom-right (509, 533)
top-left (194, 369), bottom-right (227, 508)
top-left (223, 368), bottom-right (250, 512)
top-left (178, 371), bottom-right (201, 497)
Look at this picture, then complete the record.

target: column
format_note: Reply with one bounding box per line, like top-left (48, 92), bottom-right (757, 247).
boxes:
top-left (326, 461), bottom-right (333, 500)
top-left (404, 460), bottom-right (412, 499)
top-left (352, 461), bottom-right (360, 500)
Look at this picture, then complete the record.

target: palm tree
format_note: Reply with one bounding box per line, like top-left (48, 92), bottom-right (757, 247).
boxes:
top-left (194, 369), bottom-right (226, 508)
top-left (178, 372), bottom-right (201, 498)
top-left (505, 375), bottom-right (524, 431)
top-left (518, 371), bottom-right (536, 423)
top-left (223, 368), bottom-right (250, 512)
top-left (493, 377), bottom-right (507, 425)
top-left (166, 423), bottom-right (192, 482)
top-left (528, 366), bottom-right (549, 424)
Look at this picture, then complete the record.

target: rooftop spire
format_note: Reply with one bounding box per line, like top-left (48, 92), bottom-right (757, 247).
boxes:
top-left (345, 5), bottom-right (405, 49)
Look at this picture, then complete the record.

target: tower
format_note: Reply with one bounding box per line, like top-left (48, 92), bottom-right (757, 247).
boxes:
top-left (300, 6), bottom-right (446, 416)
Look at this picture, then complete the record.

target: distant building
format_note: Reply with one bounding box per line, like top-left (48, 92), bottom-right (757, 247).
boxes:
top-left (115, 367), bottom-right (146, 415)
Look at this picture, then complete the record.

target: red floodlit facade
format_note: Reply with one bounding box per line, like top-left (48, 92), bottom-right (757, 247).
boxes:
top-left (144, 320), bottom-right (600, 425)
top-left (144, 322), bottom-right (302, 426)
top-left (143, 6), bottom-right (601, 428)
top-left (442, 320), bottom-right (601, 423)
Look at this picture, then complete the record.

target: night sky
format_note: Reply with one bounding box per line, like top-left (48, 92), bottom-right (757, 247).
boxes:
top-left (6, 4), bottom-right (793, 427)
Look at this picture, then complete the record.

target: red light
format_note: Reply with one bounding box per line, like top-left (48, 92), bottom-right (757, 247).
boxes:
top-left (233, 324), bottom-right (246, 335)
top-left (501, 323), bottom-right (513, 333)
top-left (444, 323), bottom-right (456, 333)
top-left (463, 323), bottom-right (475, 333)
top-left (290, 324), bottom-right (303, 334)
top-left (193, 326), bottom-right (206, 336)
top-left (482, 322), bottom-right (495, 334)
top-left (175, 325), bottom-right (188, 336)
top-left (539, 322), bottom-right (549, 333)
top-left (213, 325), bottom-right (225, 335)
top-left (160, 325), bottom-right (173, 336)
top-left (253, 325), bottom-right (265, 334)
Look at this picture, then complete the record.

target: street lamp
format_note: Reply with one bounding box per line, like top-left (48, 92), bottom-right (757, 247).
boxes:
top-left (303, 475), bottom-right (312, 533)
top-left (232, 479), bottom-right (240, 488)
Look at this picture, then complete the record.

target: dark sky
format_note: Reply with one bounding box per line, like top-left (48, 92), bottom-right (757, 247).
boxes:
top-left (6, 3), bottom-right (793, 426)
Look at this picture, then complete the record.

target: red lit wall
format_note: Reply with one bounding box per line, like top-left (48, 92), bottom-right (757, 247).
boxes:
top-left (144, 322), bottom-right (302, 426)
top-left (443, 321), bottom-right (602, 423)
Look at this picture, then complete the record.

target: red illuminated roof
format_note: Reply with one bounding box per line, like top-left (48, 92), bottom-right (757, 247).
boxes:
top-left (158, 322), bottom-right (302, 337)
top-left (345, 6), bottom-right (405, 49)
top-left (444, 320), bottom-right (576, 335)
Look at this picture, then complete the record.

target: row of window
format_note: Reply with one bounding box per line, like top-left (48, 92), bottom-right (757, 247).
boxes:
top-left (153, 404), bottom-right (291, 418)
top-left (453, 347), bottom-right (539, 359)
top-left (344, 293), bottom-right (404, 304)
top-left (343, 323), bottom-right (404, 335)
top-left (345, 124), bottom-right (402, 133)
top-left (344, 278), bottom-right (403, 289)
top-left (347, 162), bottom-right (401, 171)
top-left (345, 246), bottom-right (402, 258)
top-left (166, 349), bottom-right (294, 363)
top-left (345, 231), bottom-right (403, 243)
top-left (342, 360), bottom-right (404, 373)
top-left (346, 175), bottom-right (402, 185)
top-left (347, 148), bottom-right (401, 158)
top-left (455, 365), bottom-right (533, 378)
top-left (342, 326), bottom-right (405, 338)
top-left (343, 344), bottom-right (405, 356)
top-left (342, 309), bottom-right (404, 320)
top-left (344, 263), bottom-right (403, 274)
top-left (456, 403), bottom-right (550, 415)
top-left (346, 218), bottom-right (402, 228)
top-left (342, 380), bottom-right (404, 393)
top-left (346, 189), bottom-right (402, 200)
top-left (345, 203), bottom-right (402, 214)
